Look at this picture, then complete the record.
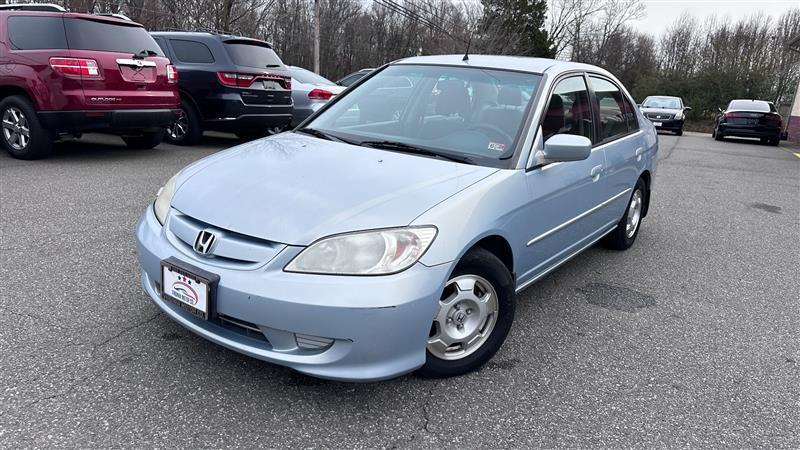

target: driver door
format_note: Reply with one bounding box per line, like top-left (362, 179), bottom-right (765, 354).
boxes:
top-left (515, 75), bottom-right (612, 287)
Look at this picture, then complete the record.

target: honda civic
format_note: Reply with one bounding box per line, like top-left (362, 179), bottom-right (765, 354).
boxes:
top-left (136, 55), bottom-right (659, 381)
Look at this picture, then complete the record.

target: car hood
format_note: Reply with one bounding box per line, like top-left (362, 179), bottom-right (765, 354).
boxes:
top-left (171, 132), bottom-right (498, 245)
top-left (640, 107), bottom-right (680, 115)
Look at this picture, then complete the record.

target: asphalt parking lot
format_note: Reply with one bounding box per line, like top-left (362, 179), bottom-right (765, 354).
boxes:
top-left (1, 131), bottom-right (798, 447)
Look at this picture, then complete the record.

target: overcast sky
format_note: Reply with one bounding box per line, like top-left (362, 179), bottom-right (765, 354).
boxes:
top-left (629, 0), bottom-right (798, 36)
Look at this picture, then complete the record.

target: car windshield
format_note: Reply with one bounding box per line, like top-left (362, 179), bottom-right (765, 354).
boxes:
top-left (304, 64), bottom-right (542, 167)
top-left (642, 97), bottom-right (681, 109)
top-left (728, 100), bottom-right (771, 112)
top-left (290, 67), bottom-right (335, 85)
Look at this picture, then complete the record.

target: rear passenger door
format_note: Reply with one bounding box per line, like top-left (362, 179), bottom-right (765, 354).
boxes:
top-left (587, 75), bottom-right (644, 226)
top-left (160, 38), bottom-right (218, 117)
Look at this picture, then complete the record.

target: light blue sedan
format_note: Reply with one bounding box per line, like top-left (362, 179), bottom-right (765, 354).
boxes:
top-left (136, 55), bottom-right (658, 381)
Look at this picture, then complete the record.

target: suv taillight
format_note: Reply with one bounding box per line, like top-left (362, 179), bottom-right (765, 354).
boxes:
top-left (765, 114), bottom-right (782, 123)
top-left (49, 57), bottom-right (101, 78)
top-left (308, 89), bottom-right (333, 100)
top-left (217, 72), bottom-right (256, 87)
top-left (723, 112), bottom-right (743, 119)
top-left (167, 65), bottom-right (178, 83)
top-left (216, 71), bottom-right (291, 89)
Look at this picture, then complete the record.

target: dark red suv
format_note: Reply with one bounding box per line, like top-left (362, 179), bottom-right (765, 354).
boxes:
top-left (0, 5), bottom-right (179, 159)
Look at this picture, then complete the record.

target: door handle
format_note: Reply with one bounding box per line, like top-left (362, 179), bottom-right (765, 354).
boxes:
top-left (590, 165), bottom-right (603, 180)
top-left (635, 147), bottom-right (645, 158)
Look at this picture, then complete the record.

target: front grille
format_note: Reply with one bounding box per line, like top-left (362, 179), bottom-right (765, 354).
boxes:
top-left (167, 211), bottom-right (284, 267)
top-left (646, 113), bottom-right (673, 120)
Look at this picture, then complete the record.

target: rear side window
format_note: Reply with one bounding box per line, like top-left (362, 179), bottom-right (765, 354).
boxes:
top-left (8, 16), bottom-right (67, 50)
top-left (64, 19), bottom-right (163, 55)
top-left (224, 41), bottom-right (283, 69)
top-left (169, 39), bottom-right (214, 64)
top-left (589, 76), bottom-right (632, 141)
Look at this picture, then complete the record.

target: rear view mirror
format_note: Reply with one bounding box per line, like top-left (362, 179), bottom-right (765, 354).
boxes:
top-left (542, 134), bottom-right (592, 164)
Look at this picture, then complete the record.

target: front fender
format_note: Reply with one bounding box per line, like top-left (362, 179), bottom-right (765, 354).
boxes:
top-left (413, 170), bottom-right (526, 268)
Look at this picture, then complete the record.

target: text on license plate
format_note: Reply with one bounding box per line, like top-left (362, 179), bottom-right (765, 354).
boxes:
top-left (162, 265), bottom-right (209, 315)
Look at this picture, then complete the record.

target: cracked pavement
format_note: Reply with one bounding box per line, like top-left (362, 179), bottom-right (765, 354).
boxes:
top-left (1, 132), bottom-right (798, 447)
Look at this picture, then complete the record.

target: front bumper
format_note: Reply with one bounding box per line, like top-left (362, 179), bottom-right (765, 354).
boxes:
top-left (648, 118), bottom-right (683, 131)
top-left (135, 206), bottom-right (452, 381)
top-left (38, 109), bottom-right (180, 132)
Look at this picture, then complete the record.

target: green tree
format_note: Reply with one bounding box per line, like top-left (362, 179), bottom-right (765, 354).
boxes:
top-left (480, 0), bottom-right (555, 58)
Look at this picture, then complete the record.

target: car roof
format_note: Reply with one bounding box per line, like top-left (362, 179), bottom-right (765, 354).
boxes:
top-left (151, 31), bottom-right (272, 47)
top-left (0, 9), bottom-right (144, 27)
top-left (392, 54), bottom-right (605, 76)
top-left (646, 95), bottom-right (681, 100)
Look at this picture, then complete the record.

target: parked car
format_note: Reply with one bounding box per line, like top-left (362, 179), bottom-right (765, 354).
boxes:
top-left (136, 55), bottom-right (658, 381)
top-left (336, 68), bottom-right (374, 87)
top-left (0, 4), bottom-right (179, 159)
top-left (150, 31), bottom-right (292, 144)
top-left (713, 99), bottom-right (782, 146)
top-left (639, 95), bottom-right (690, 135)
top-left (286, 65), bottom-right (345, 126)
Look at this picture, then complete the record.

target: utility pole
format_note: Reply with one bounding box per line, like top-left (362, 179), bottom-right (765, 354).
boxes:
top-left (313, 0), bottom-right (320, 74)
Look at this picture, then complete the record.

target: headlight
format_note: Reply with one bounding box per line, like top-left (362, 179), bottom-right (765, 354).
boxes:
top-left (285, 226), bottom-right (437, 275)
top-left (674, 111), bottom-right (684, 120)
top-left (153, 173), bottom-right (178, 225)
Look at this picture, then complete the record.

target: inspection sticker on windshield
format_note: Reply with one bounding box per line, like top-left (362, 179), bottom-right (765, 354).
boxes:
top-left (488, 142), bottom-right (506, 152)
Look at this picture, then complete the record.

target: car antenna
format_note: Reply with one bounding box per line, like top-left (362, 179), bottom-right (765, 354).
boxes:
top-left (462, 34), bottom-right (472, 62)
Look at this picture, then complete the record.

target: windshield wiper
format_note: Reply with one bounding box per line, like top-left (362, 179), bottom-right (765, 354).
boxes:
top-left (295, 127), bottom-right (355, 145)
top-left (359, 140), bottom-right (473, 164)
top-left (133, 49), bottom-right (158, 59)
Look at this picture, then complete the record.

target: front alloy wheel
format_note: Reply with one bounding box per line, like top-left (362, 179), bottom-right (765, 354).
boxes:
top-left (427, 275), bottom-right (499, 360)
top-left (3, 107), bottom-right (30, 151)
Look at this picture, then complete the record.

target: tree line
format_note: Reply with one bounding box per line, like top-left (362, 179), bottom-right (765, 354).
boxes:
top-left (60, 0), bottom-right (800, 124)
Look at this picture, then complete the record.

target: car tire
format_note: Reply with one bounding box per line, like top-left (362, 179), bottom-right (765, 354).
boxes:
top-left (714, 128), bottom-right (724, 141)
top-left (122, 130), bottom-right (164, 149)
top-left (603, 177), bottom-right (646, 251)
top-left (0, 95), bottom-right (52, 160)
top-left (416, 247), bottom-right (516, 378)
top-left (165, 99), bottom-right (203, 146)
top-left (769, 137), bottom-right (780, 146)
top-left (675, 129), bottom-right (683, 136)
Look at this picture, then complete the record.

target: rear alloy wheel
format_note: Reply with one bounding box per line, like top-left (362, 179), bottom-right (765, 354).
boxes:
top-left (417, 248), bottom-right (515, 378)
top-left (603, 177), bottom-right (646, 250)
top-left (122, 130), bottom-right (164, 149)
top-left (165, 100), bottom-right (203, 146)
top-left (713, 127), bottom-right (724, 141)
top-left (0, 96), bottom-right (52, 159)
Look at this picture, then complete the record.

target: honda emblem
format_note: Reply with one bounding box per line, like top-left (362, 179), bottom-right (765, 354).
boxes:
top-left (193, 230), bottom-right (217, 255)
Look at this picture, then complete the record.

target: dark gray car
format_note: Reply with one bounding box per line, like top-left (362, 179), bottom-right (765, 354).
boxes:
top-left (639, 95), bottom-right (690, 135)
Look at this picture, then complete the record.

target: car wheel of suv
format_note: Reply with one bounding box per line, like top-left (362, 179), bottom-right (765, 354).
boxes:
top-left (0, 95), bottom-right (52, 160)
top-left (675, 129), bottom-right (683, 136)
top-left (769, 137), bottom-right (780, 146)
top-left (603, 177), bottom-right (646, 251)
top-left (122, 131), bottom-right (164, 149)
top-left (417, 247), bottom-right (515, 378)
top-left (166, 100), bottom-right (202, 146)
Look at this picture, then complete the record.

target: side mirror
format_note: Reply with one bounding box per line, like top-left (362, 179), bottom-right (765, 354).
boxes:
top-left (684, 106), bottom-right (692, 111)
top-left (542, 134), bottom-right (592, 164)
top-left (718, 107), bottom-right (723, 113)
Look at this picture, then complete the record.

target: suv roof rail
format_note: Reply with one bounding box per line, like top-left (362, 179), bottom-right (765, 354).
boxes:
top-left (95, 12), bottom-right (132, 21)
top-left (0, 3), bottom-right (66, 12)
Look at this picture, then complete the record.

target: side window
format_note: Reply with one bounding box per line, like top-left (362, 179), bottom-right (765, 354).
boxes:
top-left (589, 76), bottom-right (629, 141)
top-left (168, 39), bottom-right (214, 64)
top-left (621, 95), bottom-right (639, 132)
top-left (8, 16), bottom-right (67, 50)
top-left (542, 76), bottom-right (594, 142)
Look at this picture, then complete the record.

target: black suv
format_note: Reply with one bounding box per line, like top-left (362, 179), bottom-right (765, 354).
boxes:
top-left (150, 32), bottom-right (292, 144)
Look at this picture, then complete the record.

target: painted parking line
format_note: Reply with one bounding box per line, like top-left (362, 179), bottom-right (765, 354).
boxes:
top-left (794, 152), bottom-right (800, 159)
